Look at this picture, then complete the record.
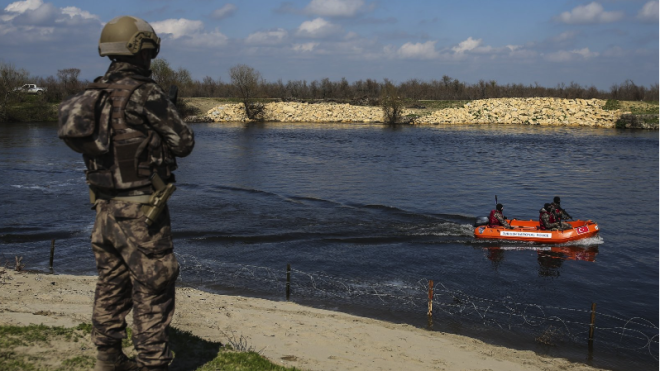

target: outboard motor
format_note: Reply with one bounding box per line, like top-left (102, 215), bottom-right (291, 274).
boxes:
top-left (474, 216), bottom-right (489, 227)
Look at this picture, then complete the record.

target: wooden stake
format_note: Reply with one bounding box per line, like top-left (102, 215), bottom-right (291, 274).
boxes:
top-left (49, 239), bottom-right (55, 271)
top-left (286, 264), bottom-right (291, 301)
top-left (427, 280), bottom-right (434, 329)
top-left (588, 303), bottom-right (596, 345)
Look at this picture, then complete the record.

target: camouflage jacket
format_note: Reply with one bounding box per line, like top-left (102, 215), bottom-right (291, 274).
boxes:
top-left (60, 61), bottom-right (195, 192)
top-left (540, 208), bottom-right (559, 229)
top-left (493, 210), bottom-right (512, 228)
top-left (99, 62), bottom-right (194, 158)
top-left (550, 202), bottom-right (571, 220)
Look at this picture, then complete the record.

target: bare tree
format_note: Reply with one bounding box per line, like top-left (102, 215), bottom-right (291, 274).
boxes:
top-left (229, 64), bottom-right (264, 120)
top-left (57, 68), bottom-right (81, 96)
top-left (380, 80), bottom-right (405, 124)
top-left (0, 61), bottom-right (29, 122)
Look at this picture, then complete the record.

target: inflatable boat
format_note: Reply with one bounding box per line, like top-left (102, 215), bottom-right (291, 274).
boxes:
top-left (474, 218), bottom-right (600, 243)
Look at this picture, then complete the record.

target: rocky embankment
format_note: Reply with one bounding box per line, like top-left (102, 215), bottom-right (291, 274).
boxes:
top-left (201, 98), bottom-right (633, 128)
top-left (414, 98), bottom-right (621, 127)
top-left (205, 101), bottom-right (399, 124)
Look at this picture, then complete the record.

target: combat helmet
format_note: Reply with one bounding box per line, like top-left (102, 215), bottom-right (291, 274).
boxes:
top-left (98, 16), bottom-right (160, 58)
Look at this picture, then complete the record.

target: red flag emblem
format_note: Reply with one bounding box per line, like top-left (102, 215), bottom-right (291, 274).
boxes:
top-left (575, 226), bottom-right (589, 234)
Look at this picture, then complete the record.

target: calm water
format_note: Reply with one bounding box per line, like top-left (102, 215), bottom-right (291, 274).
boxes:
top-left (1, 122), bottom-right (657, 370)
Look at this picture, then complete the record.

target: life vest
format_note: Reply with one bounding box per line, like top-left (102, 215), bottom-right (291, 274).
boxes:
top-left (488, 209), bottom-right (500, 227)
top-left (81, 75), bottom-right (174, 191)
top-left (539, 209), bottom-right (555, 230)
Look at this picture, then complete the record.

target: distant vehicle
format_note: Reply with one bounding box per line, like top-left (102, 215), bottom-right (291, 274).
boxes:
top-left (14, 84), bottom-right (46, 94)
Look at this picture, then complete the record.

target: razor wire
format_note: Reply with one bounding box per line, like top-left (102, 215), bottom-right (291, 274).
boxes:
top-left (174, 253), bottom-right (658, 361)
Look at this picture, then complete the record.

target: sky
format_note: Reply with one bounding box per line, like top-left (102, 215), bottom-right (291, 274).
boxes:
top-left (0, 0), bottom-right (658, 90)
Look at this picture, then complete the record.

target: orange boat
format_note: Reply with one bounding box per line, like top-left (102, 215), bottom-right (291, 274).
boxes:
top-left (474, 219), bottom-right (600, 244)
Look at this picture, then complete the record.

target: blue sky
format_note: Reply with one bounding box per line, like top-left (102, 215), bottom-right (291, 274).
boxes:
top-left (1, 0), bottom-right (658, 90)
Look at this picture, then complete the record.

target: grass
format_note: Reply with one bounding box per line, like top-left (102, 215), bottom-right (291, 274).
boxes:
top-left (603, 99), bottom-right (620, 111)
top-left (619, 100), bottom-right (659, 114)
top-left (605, 99), bottom-right (659, 114)
top-left (0, 323), bottom-right (299, 371)
top-left (2, 95), bottom-right (58, 122)
top-left (416, 100), bottom-right (470, 110)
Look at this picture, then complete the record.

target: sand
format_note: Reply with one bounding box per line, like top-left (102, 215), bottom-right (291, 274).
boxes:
top-left (0, 269), bottom-right (604, 371)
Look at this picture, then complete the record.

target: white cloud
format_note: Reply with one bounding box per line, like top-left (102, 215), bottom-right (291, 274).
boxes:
top-left (292, 42), bottom-right (318, 52)
top-left (186, 29), bottom-right (229, 47)
top-left (573, 47), bottom-right (598, 59)
top-left (60, 7), bottom-right (100, 22)
top-left (545, 47), bottom-right (599, 62)
top-left (151, 18), bottom-right (228, 47)
top-left (637, 1), bottom-right (659, 22)
top-left (0, 0), bottom-right (101, 44)
top-left (151, 19), bottom-right (204, 39)
top-left (555, 2), bottom-right (624, 24)
top-left (303, 0), bottom-right (369, 17)
top-left (397, 41), bottom-right (439, 59)
top-left (452, 37), bottom-right (482, 54)
top-left (246, 28), bottom-right (287, 45)
top-left (296, 18), bottom-right (342, 38)
top-left (211, 4), bottom-right (237, 20)
top-left (4, 0), bottom-right (42, 14)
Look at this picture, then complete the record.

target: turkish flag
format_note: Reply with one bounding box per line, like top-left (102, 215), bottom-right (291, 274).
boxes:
top-left (576, 226), bottom-right (589, 234)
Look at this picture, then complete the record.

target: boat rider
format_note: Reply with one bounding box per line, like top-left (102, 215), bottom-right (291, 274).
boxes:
top-left (550, 196), bottom-right (572, 221)
top-left (489, 203), bottom-right (514, 229)
top-left (540, 203), bottom-right (571, 231)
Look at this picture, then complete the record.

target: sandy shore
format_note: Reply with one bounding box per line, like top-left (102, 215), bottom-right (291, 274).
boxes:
top-left (0, 269), bottom-right (604, 371)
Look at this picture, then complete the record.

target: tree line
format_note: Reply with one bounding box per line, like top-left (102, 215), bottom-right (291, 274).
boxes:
top-left (1, 59), bottom-right (658, 122)
top-left (149, 59), bottom-right (659, 102)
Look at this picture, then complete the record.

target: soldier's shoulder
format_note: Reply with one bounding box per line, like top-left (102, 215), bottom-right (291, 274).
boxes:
top-left (132, 81), bottom-right (167, 103)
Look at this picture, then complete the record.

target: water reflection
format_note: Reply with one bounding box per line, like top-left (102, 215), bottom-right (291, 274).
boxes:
top-left (484, 245), bottom-right (599, 276)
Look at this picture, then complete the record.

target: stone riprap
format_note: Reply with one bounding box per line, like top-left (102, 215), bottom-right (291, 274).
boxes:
top-left (205, 98), bottom-right (622, 127)
top-left (206, 101), bottom-right (413, 124)
top-left (414, 98), bottom-right (621, 127)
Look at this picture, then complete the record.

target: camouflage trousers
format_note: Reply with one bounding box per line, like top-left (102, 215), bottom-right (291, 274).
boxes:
top-left (546, 221), bottom-right (573, 231)
top-left (90, 199), bottom-right (179, 368)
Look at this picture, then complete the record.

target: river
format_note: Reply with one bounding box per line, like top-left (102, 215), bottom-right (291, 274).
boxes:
top-left (0, 121), bottom-right (657, 370)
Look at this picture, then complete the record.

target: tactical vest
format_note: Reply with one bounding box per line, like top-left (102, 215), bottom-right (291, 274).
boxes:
top-left (539, 210), bottom-right (555, 230)
top-left (83, 76), bottom-right (173, 191)
top-left (488, 209), bottom-right (500, 227)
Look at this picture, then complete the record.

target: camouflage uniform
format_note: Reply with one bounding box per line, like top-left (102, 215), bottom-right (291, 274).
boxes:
top-left (67, 61), bottom-right (194, 369)
top-left (550, 201), bottom-right (571, 221)
top-left (493, 210), bottom-right (513, 228)
top-left (540, 207), bottom-right (571, 231)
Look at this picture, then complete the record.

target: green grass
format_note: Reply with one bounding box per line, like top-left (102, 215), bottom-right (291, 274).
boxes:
top-left (0, 324), bottom-right (299, 371)
top-left (603, 99), bottom-right (620, 111)
top-left (416, 100), bottom-right (470, 110)
top-left (2, 95), bottom-right (58, 122)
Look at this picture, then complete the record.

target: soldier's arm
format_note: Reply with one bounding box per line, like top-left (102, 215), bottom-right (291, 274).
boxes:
top-left (496, 213), bottom-right (511, 228)
top-left (130, 83), bottom-right (195, 157)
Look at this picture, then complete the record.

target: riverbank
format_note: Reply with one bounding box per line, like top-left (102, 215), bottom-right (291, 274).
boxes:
top-left (194, 98), bottom-right (658, 129)
top-left (0, 269), bottom-right (605, 371)
top-left (1, 97), bottom-right (657, 129)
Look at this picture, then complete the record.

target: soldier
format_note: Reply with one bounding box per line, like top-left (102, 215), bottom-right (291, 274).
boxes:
top-left (58, 16), bottom-right (194, 371)
top-left (550, 196), bottom-right (572, 221)
top-left (540, 203), bottom-right (571, 231)
top-left (488, 203), bottom-right (514, 229)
